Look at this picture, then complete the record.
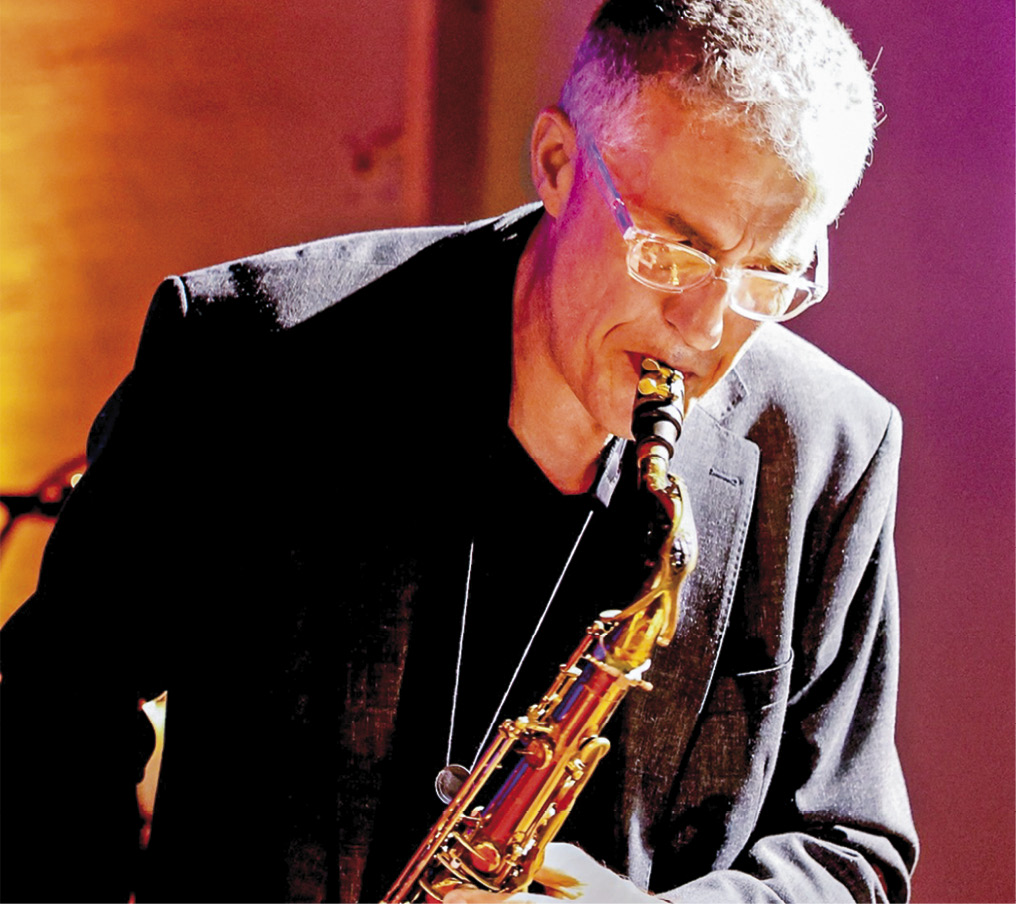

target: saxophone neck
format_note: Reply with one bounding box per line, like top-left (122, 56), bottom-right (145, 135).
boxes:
top-left (599, 359), bottom-right (698, 662)
top-left (638, 447), bottom-right (673, 497)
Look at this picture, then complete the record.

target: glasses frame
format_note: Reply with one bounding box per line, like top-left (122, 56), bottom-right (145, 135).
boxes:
top-left (584, 138), bottom-right (829, 323)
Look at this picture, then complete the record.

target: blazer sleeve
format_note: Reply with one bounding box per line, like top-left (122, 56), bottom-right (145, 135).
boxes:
top-left (0, 277), bottom-right (209, 902)
top-left (658, 406), bottom-right (918, 903)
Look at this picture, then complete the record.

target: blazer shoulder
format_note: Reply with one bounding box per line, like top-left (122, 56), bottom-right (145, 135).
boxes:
top-left (167, 203), bottom-right (543, 333)
top-left (739, 324), bottom-right (897, 425)
top-left (177, 223), bottom-right (460, 332)
top-left (727, 325), bottom-right (901, 501)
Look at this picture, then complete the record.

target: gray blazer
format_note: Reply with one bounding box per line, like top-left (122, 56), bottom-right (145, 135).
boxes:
top-left (0, 206), bottom-right (917, 903)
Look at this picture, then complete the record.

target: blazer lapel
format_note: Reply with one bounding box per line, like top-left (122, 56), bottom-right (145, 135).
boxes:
top-left (620, 367), bottom-right (760, 889)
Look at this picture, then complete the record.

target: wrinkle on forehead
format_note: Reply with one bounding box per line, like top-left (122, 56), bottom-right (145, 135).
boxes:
top-left (604, 93), bottom-right (822, 269)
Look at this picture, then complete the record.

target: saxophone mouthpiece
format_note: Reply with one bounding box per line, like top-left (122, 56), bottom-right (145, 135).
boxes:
top-left (632, 358), bottom-right (686, 470)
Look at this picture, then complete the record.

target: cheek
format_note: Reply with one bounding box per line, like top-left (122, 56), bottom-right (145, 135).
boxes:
top-left (719, 313), bottom-right (762, 359)
top-left (546, 297), bottom-right (603, 385)
top-left (551, 286), bottom-right (638, 389)
top-left (699, 314), bottom-right (762, 391)
top-left (549, 263), bottom-right (630, 350)
top-left (551, 209), bottom-right (634, 334)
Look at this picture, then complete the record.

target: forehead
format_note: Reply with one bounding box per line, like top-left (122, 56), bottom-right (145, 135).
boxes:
top-left (602, 86), bottom-right (822, 263)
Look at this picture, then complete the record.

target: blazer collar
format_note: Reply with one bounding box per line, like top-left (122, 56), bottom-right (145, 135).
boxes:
top-left (696, 362), bottom-right (749, 423)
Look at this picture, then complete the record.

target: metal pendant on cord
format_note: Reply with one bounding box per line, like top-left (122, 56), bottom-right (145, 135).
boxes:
top-left (434, 505), bottom-right (596, 804)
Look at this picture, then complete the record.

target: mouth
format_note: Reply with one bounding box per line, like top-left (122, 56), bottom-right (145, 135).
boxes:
top-left (625, 351), bottom-right (693, 383)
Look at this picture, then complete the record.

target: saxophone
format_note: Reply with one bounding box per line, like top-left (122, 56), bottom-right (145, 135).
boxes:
top-left (382, 359), bottom-right (698, 903)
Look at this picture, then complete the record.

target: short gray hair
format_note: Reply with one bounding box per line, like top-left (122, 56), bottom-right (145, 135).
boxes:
top-left (560, 0), bottom-right (879, 221)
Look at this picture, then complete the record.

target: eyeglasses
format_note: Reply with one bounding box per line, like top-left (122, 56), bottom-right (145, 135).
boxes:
top-left (585, 139), bottom-right (829, 323)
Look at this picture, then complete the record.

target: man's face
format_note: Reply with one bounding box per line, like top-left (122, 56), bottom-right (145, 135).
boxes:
top-left (527, 87), bottom-right (822, 440)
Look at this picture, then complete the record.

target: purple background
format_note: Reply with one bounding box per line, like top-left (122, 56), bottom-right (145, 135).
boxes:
top-left (792, 3), bottom-right (1015, 900)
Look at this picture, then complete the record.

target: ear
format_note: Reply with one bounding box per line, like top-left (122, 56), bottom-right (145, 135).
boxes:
top-left (530, 106), bottom-right (579, 219)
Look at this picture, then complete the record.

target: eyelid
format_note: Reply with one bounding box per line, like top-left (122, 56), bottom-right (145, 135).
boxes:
top-left (742, 256), bottom-right (809, 277)
top-left (747, 263), bottom-right (797, 276)
top-left (662, 217), bottom-right (704, 247)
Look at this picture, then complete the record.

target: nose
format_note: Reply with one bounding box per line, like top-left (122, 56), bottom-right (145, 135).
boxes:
top-left (660, 277), bottom-right (728, 351)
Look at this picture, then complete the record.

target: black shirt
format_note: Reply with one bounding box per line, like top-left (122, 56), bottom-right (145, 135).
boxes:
top-left (362, 429), bottom-right (636, 900)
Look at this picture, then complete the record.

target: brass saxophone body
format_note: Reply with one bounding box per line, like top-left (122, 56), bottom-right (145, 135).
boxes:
top-left (382, 359), bottom-right (698, 903)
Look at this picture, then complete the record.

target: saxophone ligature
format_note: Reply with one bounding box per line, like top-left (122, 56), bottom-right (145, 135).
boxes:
top-left (382, 358), bottom-right (698, 903)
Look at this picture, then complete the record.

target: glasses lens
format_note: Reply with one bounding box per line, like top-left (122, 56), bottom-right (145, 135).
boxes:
top-left (731, 273), bottom-right (815, 321)
top-left (628, 236), bottom-right (713, 291)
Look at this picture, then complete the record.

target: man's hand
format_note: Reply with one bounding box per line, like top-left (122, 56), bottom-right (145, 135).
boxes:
top-left (442, 843), bottom-right (653, 903)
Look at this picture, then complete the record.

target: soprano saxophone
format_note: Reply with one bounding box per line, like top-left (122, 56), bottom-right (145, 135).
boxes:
top-left (382, 359), bottom-right (698, 903)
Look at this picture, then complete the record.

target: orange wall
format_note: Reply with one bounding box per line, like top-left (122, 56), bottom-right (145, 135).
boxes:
top-left (0, 0), bottom-right (434, 617)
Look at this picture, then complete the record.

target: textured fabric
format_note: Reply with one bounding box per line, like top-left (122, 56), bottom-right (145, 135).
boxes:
top-left (0, 205), bottom-right (916, 902)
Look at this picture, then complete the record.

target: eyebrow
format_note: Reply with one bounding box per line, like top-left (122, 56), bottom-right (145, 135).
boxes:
top-left (755, 251), bottom-right (806, 274)
top-left (765, 247), bottom-right (813, 274)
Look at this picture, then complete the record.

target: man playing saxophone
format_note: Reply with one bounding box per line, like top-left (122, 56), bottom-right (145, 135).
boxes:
top-left (1, 1), bottom-right (917, 902)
